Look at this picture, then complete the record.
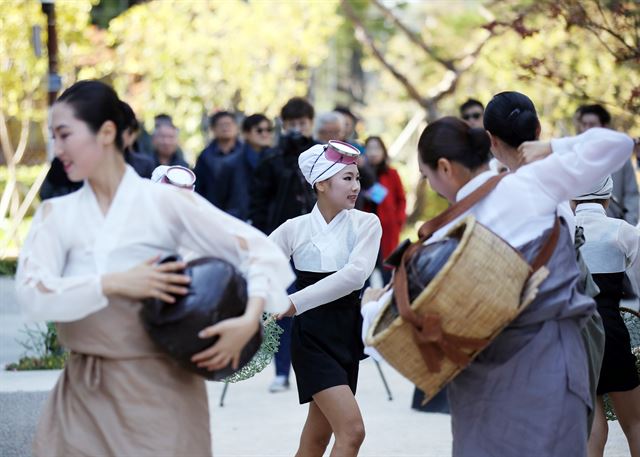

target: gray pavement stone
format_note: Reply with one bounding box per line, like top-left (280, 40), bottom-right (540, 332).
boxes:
top-left (0, 391), bottom-right (48, 457)
top-left (0, 272), bottom-right (634, 456)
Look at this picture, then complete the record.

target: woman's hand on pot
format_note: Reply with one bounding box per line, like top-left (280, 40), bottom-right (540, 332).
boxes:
top-left (101, 255), bottom-right (190, 303)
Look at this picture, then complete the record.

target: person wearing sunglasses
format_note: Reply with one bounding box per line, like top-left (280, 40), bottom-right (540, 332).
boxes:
top-left (459, 98), bottom-right (485, 129)
top-left (269, 140), bottom-right (382, 457)
top-left (216, 114), bottom-right (275, 221)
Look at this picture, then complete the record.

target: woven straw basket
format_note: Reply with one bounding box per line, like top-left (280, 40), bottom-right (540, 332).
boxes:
top-left (366, 215), bottom-right (548, 402)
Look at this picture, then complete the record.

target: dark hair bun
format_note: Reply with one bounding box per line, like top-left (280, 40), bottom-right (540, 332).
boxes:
top-left (484, 91), bottom-right (539, 148)
top-left (468, 127), bottom-right (490, 154)
top-left (418, 117), bottom-right (491, 171)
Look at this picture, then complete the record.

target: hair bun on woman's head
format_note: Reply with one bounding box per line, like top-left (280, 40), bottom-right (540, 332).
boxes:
top-left (511, 110), bottom-right (538, 144)
top-left (484, 91), bottom-right (539, 148)
top-left (467, 127), bottom-right (491, 155)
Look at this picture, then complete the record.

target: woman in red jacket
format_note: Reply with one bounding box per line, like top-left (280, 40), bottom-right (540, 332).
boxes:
top-left (364, 136), bottom-right (407, 283)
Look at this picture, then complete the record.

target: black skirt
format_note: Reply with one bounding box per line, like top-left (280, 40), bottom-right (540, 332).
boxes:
top-left (594, 273), bottom-right (640, 395)
top-left (290, 269), bottom-right (365, 404)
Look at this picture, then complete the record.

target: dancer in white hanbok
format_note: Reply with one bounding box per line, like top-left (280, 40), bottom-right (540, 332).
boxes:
top-left (15, 81), bottom-right (294, 457)
top-left (270, 141), bottom-right (381, 457)
top-left (362, 95), bottom-right (632, 456)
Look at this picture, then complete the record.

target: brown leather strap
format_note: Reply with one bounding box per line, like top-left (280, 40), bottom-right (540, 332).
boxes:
top-left (417, 173), bottom-right (509, 241)
top-left (530, 217), bottom-right (561, 272)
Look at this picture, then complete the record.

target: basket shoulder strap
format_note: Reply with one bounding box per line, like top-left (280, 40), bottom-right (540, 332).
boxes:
top-left (530, 217), bottom-right (561, 272)
top-left (418, 172), bottom-right (508, 241)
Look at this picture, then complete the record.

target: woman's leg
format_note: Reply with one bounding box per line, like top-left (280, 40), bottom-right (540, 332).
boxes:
top-left (588, 396), bottom-right (608, 457)
top-left (295, 401), bottom-right (333, 457)
top-left (610, 386), bottom-right (640, 457)
top-left (312, 385), bottom-right (365, 457)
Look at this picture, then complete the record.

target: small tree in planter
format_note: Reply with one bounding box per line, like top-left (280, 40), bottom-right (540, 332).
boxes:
top-left (5, 323), bottom-right (67, 371)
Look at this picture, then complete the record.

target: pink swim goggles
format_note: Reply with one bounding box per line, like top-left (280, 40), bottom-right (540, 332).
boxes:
top-left (309, 140), bottom-right (360, 183)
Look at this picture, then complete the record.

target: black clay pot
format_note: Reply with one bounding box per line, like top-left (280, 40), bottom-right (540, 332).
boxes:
top-left (141, 256), bottom-right (262, 381)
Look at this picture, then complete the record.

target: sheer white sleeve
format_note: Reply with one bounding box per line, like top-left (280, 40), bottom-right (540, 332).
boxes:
top-left (15, 202), bottom-right (108, 322)
top-left (618, 221), bottom-right (640, 296)
top-left (268, 220), bottom-right (294, 258)
top-left (289, 215), bottom-right (382, 315)
top-left (519, 128), bottom-right (633, 207)
top-left (166, 189), bottom-right (295, 314)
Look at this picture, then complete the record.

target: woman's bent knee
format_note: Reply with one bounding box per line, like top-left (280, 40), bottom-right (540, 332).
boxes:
top-left (337, 422), bottom-right (365, 448)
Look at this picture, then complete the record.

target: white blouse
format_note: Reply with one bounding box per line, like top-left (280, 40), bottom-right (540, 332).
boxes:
top-left (269, 204), bottom-right (382, 315)
top-left (16, 166), bottom-right (295, 322)
top-left (575, 202), bottom-right (640, 294)
top-left (428, 127), bottom-right (633, 246)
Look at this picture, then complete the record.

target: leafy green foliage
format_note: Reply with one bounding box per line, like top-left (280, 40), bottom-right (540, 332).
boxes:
top-left (5, 323), bottom-right (68, 371)
top-left (220, 313), bottom-right (283, 384)
top-left (107, 0), bottom-right (341, 156)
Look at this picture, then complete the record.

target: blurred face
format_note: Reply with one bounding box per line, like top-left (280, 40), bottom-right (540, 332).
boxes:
top-left (153, 124), bottom-right (179, 158)
top-left (316, 120), bottom-right (343, 143)
top-left (51, 102), bottom-right (110, 182)
top-left (212, 115), bottom-right (238, 141)
top-left (418, 156), bottom-right (459, 203)
top-left (342, 116), bottom-right (355, 139)
top-left (317, 164), bottom-right (361, 210)
top-left (283, 117), bottom-right (313, 138)
top-left (461, 106), bottom-right (484, 129)
top-left (579, 113), bottom-right (603, 133)
top-left (365, 140), bottom-right (385, 166)
top-left (244, 121), bottom-right (273, 150)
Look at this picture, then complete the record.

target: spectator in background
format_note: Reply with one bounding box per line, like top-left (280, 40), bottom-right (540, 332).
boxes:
top-left (363, 136), bottom-right (406, 283)
top-left (151, 120), bottom-right (189, 169)
top-left (136, 113), bottom-right (186, 161)
top-left (459, 98), bottom-right (485, 129)
top-left (194, 111), bottom-right (242, 207)
top-left (577, 104), bottom-right (639, 225)
top-left (250, 98), bottom-right (317, 235)
top-left (120, 101), bottom-right (155, 179)
top-left (314, 111), bottom-right (345, 143)
top-left (250, 96), bottom-right (317, 394)
top-left (335, 105), bottom-right (365, 153)
top-left (218, 114), bottom-right (274, 221)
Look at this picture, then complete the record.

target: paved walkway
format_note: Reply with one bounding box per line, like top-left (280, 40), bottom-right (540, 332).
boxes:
top-left (0, 361), bottom-right (631, 456)
top-left (0, 274), bottom-right (634, 456)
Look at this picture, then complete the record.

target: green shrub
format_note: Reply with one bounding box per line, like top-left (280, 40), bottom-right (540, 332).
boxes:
top-left (4, 322), bottom-right (67, 371)
top-left (0, 258), bottom-right (18, 276)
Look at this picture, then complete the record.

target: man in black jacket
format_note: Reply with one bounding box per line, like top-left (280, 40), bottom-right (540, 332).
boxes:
top-left (250, 98), bottom-right (317, 235)
top-left (250, 97), bottom-right (317, 393)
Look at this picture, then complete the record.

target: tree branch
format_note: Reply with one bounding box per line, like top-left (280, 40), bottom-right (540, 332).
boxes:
top-left (369, 0), bottom-right (456, 71)
top-left (341, 0), bottom-right (429, 109)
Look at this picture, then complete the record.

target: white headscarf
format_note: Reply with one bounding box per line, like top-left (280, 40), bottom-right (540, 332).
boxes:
top-left (298, 142), bottom-right (359, 187)
top-left (574, 175), bottom-right (613, 201)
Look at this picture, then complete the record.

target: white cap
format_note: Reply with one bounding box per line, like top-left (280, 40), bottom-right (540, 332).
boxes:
top-left (574, 175), bottom-right (613, 201)
top-left (298, 140), bottom-right (360, 187)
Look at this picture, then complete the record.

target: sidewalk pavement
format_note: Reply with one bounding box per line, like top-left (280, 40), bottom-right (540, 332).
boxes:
top-left (0, 358), bottom-right (632, 457)
top-left (0, 271), bottom-right (634, 457)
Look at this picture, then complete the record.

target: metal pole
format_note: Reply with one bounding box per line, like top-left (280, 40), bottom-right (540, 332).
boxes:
top-left (41, 0), bottom-right (61, 107)
top-left (374, 359), bottom-right (393, 401)
top-left (219, 382), bottom-right (230, 407)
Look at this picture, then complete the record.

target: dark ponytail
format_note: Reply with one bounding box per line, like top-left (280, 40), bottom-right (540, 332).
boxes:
top-left (56, 80), bottom-right (126, 151)
top-left (483, 91), bottom-right (539, 148)
top-left (418, 116), bottom-right (491, 170)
